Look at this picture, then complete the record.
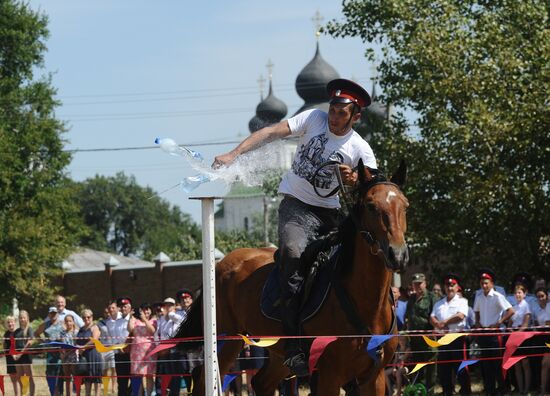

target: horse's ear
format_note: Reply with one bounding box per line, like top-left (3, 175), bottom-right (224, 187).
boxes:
top-left (357, 158), bottom-right (370, 184)
top-left (390, 159), bottom-right (407, 188)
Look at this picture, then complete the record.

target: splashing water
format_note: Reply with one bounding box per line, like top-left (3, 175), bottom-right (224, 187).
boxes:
top-left (156, 137), bottom-right (288, 193)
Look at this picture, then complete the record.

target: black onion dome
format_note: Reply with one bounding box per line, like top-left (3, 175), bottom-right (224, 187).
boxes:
top-left (294, 42), bottom-right (340, 115)
top-left (248, 115), bottom-right (270, 133)
top-left (256, 82), bottom-right (287, 122)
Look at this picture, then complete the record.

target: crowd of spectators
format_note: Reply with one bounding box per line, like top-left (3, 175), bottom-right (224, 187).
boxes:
top-left (3, 290), bottom-right (199, 396)
top-left (2, 270), bottom-right (549, 396)
top-left (388, 270), bottom-right (550, 396)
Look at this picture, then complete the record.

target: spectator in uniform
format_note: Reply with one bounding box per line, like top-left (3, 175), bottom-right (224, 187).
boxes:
top-left (114, 297), bottom-right (133, 396)
top-left (156, 297), bottom-right (185, 395)
top-left (430, 273), bottom-right (471, 396)
top-left (405, 273), bottom-right (438, 394)
top-left (473, 268), bottom-right (515, 396)
top-left (508, 284), bottom-right (532, 394)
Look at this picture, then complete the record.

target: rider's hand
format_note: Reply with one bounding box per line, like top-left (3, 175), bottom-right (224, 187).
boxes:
top-left (212, 152), bottom-right (236, 169)
top-left (339, 165), bottom-right (358, 186)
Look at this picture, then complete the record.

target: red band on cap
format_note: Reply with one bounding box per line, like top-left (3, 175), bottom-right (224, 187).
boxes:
top-left (480, 272), bottom-right (493, 281)
top-left (330, 89), bottom-right (366, 107)
top-left (446, 278), bottom-right (457, 285)
top-left (180, 293), bottom-right (191, 299)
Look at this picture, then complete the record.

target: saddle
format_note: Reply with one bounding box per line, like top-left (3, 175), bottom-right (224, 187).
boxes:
top-left (260, 231), bottom-right (342, 324)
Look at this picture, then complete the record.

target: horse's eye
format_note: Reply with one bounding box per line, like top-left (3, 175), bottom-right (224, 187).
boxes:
top-left (366, 203), bottom-right (378, 213)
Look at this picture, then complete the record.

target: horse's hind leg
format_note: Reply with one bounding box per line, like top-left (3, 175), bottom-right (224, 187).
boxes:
top-left (251, 353), bottom-right (290, 396)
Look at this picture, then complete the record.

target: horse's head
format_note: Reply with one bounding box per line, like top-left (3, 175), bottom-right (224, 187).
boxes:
top-left (354, 159), bottom-right (409, 271)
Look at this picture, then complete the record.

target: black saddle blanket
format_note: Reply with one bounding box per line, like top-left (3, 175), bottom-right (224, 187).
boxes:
top-left (260, 244), bottom-right (341, 323)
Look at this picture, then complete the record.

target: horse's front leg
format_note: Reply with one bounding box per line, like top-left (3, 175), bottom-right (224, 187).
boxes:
top-left (358, 370), bottom-right (386, 396)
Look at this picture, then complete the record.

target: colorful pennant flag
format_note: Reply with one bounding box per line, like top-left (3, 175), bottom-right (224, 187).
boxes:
top-left (74, 376), bottom-right (83, 396)
top-left (20, 375), bottom-right (29, 395)
top-left (457, 360), bottom-right (478, 373)
top-left (546, 343), bottom-right (550, 349)
top-left (502, 332), bottom-right (537, 375)
top-left (367, 335), bottom-right (394, 360)
top-left (308, 336), bottom-right (338, 374)
top-left (102, 377), bottom-right (110, 396)
top-left (222, 374), bottom-right (238, 391)
top-left (161, 375), bottom-right (172, 396)
top-left (46, 377), bottom-right (57, 396)
top-left (503, 355), bottom-right (528, 375)
top-left (0, 375), bottom-right (4, 396)
top-left (144, 343), bottom-right (177, 359)
top-left (409, 362), bottom-right (433, 375)
top-left (238, 334), bottom-right (280, 347)
top-left (91, 338), bottom-right (127, 353)
top-left (131, 376), bottom-right (142, 395)
top-left (422, 333), bottom-right (467, 348)
top-left (42, 341), bottom-right (81, 349)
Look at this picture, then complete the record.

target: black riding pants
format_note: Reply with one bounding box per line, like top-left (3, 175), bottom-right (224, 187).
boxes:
top-left (277, 195), bottom-right (339, 336)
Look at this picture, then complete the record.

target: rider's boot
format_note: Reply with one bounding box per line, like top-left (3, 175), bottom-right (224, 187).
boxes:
top-left (281, 295), bottom-right (309, 377)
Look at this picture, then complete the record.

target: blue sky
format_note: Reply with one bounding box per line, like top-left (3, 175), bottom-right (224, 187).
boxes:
top-left (29, 0), bottom-right (377, 222)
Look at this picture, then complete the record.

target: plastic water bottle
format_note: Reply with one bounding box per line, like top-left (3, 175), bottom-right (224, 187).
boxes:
top-left (155, 138), bottom-right (204, 162)
top-left (181, 174), bottom-right (211, 193)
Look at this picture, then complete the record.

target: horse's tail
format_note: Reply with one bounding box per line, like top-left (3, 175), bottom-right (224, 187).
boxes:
top-left (174, 288), bottom-right (204, 352)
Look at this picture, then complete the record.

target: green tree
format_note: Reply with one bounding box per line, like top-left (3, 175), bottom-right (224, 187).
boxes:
top-left (75, 173), bottom-right (201, 261)
top-left (327, 0), bottom-right (550, 283)
top-left (0, 1), bottom-right (83, 307)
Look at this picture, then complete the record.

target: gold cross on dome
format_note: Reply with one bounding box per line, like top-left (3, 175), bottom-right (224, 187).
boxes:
top-left (312, 10), bottom-right (324, 39)
top-left (266, 59), bottom-right (274, 80)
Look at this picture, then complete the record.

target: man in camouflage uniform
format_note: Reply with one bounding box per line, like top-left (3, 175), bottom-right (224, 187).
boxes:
top-left (405, 273), bottom-right (438, 394)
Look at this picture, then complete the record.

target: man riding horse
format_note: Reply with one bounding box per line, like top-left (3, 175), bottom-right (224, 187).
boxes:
top-left (213, 78), bottom-right (375, 376)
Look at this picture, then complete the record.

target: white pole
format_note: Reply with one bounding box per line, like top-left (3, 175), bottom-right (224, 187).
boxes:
top-left (200, 197), bottom-right (220, 395)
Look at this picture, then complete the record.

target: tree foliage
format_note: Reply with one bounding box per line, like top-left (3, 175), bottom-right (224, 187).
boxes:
top-left (327, 0), bottom-right (550, 283)
top-left (0, 1), bottom-right (84, 308)
top-left (75, 173), bottom-right (201, 261)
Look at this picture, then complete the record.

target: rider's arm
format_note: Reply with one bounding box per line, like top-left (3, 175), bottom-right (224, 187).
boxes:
top-left (213, 120), bottom-right (291, 167)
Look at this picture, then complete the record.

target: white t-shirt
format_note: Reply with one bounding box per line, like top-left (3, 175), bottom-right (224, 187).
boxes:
top-left (510, 299), bottom-right (531, 328)
top-left (431, 294), bottom-right (469, 332)
top-left (473, 288), bottom-right (512, 328)
top-left (279, 109), bottom-right (377, 208)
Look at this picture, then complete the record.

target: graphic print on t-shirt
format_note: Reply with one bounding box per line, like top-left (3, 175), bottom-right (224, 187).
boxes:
top-left (291, 133), bottom-right (343, 190)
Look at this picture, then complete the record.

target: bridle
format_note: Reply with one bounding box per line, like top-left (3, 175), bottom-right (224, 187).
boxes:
top-left (313, 160), bottom-right (402, 268)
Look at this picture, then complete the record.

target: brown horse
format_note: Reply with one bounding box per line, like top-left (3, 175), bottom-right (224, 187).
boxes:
top-left (176, 160), bottom-right (409, 395)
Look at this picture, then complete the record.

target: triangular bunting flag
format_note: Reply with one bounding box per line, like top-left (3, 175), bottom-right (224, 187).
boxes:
top-left (131, 376), bottom-right (142, 395)
top-left (161, 375), bottom-right (172, 396)
top-left (502, 332), bottom-right (536, 375)
top-left (423, 333), bottom-right (467, 348)
top-left (222, 374), bottom-right (238, 392)
top-left (91, 338), bottom-right (127, 353)
top-left (238, 334), bottom-right (280, 347)
top-left (0, 375), bottom-right (5, 396)
top-left (46, 377), bottom-right (57, 396)
top-left (503, 355), bottom-right (528, 378)
top-left (144, 343), bottom-right (177, 359)
top-left (546, 343), bottom-right (550, 349)
top-left (457, 360), bottom-right (478, 373)
top-left (74, 376), bottom-right (83, 396)
top-left (409, 362), bottom-right (433, 375)
top-left (102, 377), bottom-right (110, 396)
top-left (366, 335), bottom-right (394, 360)
top-left (308, 336), bottom-right (338, 374)
top-left (21, 375), bottom-right (29, 395)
